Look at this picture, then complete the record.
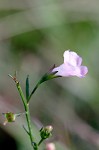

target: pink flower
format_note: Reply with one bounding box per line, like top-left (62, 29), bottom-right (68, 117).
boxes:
top-left (52, 50), bottom-right (88, 78)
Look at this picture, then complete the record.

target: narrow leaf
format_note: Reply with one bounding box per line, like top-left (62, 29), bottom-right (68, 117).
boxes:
top-left (26, 75), bottom-right (29, 100)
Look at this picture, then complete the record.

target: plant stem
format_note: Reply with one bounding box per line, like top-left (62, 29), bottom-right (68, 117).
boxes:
top-left (38, 138), bottom-right (44, 146)
top-left (28, 82), bottom-right (40, 102)
top-left (16, 81), bottom-right (35, 149)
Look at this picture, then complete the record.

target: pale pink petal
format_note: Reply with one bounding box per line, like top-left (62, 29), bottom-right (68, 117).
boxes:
top-left (52, 64), bottom-right (69, 76)
top-left (63, 50), bottom-right (70, 63)
top-left (79, 66), bottom-right (88, 78)
top-left (67, 66), bottom-right (88, 78)
top-left (64, 50), bottom-right (82, 66)
top-left (52, 64), bottom-right (77, 77)
top-left (52, 64), bottom-right (88, 78)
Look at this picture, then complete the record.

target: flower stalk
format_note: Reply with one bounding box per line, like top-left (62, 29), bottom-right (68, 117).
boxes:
top-left (28, 81), bottom-right (40, 102)
top-left (9, 74), bottom-right (37, 150)
top-left (28, 67), bottom-right (59, 102)
top-left (16, 82), bottom-right (35, 149)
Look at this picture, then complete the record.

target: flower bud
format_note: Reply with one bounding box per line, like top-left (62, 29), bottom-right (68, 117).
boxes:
top-left (46, 143), bottom-right (56, 150)
top-left (39, 65), bottom-right (59, 85)
top-left (3, 112), bottom-right (16, 125)
top-left (40, 125), bottom-right (53, 139)
top-left (45, 125), bottom-right (53, 132)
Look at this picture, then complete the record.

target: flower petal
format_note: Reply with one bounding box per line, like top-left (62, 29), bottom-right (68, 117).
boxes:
top-left (79, 66), bottom-right (88, 78)
top-left (64, 50), bottom-right (82, 66)
top-left (52, 50), bottom-right (88, 78)
top-left (52, 64), bottom-right (88, 78)
top-left (52, 64), bottom-right (77, 77)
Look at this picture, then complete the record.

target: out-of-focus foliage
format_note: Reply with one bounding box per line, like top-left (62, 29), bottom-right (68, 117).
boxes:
top-left (0, 0), bottom-right (99, 150)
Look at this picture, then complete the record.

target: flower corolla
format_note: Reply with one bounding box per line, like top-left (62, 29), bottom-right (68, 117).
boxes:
top-left (52, 50), bottom-right (88, 78)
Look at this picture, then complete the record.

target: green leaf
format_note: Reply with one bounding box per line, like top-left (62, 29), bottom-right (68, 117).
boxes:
top-left (26, 75), bottom-right (29, 100)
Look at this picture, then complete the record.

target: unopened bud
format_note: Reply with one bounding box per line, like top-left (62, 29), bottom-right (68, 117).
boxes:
top-left (44, 126), bottom-right (53, 132)
top-left (46, 143), bottom-right (56, 150)
top-left (40, 125), bottom-right (53, 139)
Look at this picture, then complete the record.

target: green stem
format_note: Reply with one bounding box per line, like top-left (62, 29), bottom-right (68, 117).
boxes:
top-left (16, 81), bottom-right (35, 149)
top-left (38, 138), bottom-right (44, 146)
top-left (28, 82), bottom-right (40, 103)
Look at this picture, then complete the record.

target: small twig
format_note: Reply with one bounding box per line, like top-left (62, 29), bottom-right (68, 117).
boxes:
top-left (23, 125), bottom-right (30, 136)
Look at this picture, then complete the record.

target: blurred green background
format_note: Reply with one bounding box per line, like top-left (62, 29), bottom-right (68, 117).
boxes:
top-left (0, 0), bottom-right (99, 150)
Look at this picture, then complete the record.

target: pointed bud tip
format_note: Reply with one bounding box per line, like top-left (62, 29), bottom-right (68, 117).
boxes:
top-left (45, 125), bottom-right (53, 132)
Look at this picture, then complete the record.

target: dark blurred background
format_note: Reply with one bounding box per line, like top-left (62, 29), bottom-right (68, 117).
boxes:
top-left (0, 0), bottom-right (99, 150)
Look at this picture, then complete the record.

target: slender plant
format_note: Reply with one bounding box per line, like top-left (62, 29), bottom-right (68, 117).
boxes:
top-left (3, 50), bottom-right (88, 150)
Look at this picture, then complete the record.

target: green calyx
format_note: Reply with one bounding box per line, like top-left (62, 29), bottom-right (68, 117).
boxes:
top-left (40, 126), bottom-right (53, 140)
top-left (4, 112), bottom-right (16, 122)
